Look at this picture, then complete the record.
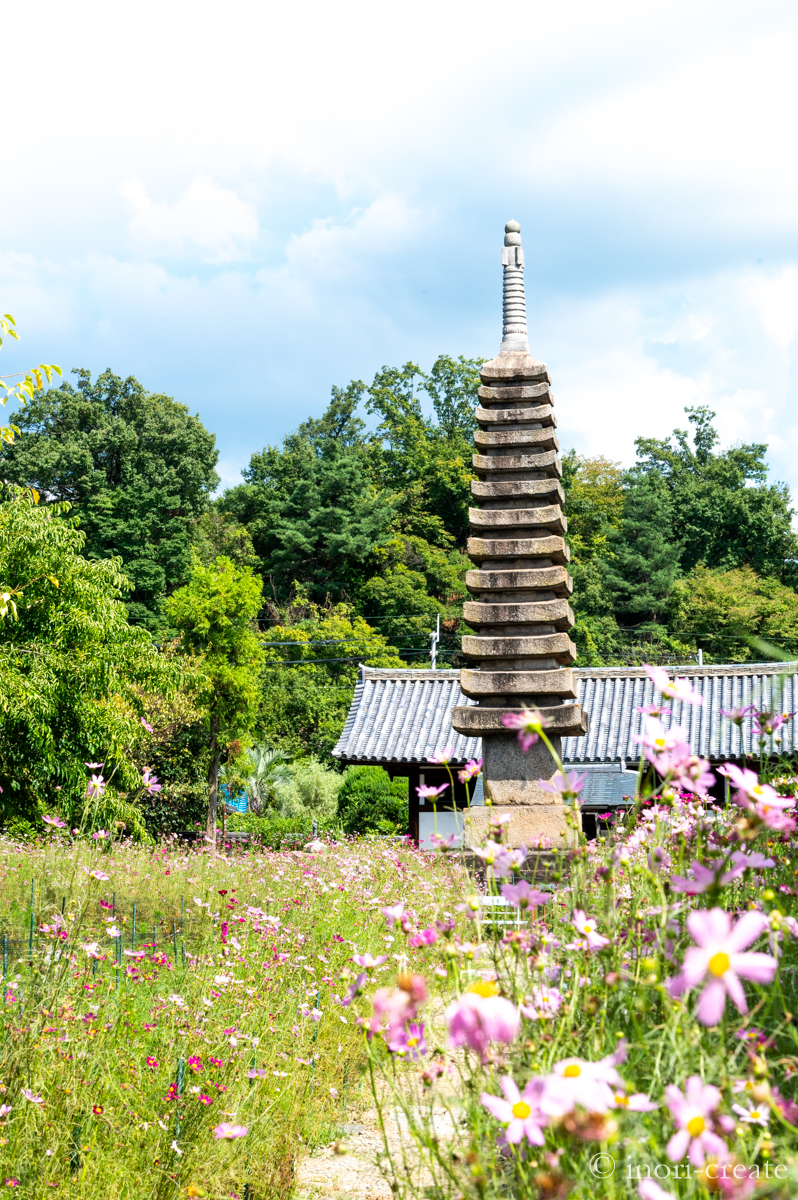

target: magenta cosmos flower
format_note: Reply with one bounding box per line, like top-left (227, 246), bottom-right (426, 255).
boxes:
top-left (538, 1053), bottom-right (622, 1118)
top-left (571, 910), bottom-right (610, 951)
top-left (446, 984), bottom-right (520, 1061)
top-left (481, 1075), bottom-right (546, 1145)
top-left (501, 880), bottom-right (550, 910)
top-left (664, 1076), bottom-right (727, 1166)
top-left (387, 1021), bottom-right (427, 1060)
top-left (458, 757), bottom-right (482, 783)
top-left (537, 770), bottom-right (587, 803)
top-left (670, 909), bottom-right (776, 1025)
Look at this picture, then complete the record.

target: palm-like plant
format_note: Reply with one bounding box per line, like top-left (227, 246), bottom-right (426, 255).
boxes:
top-left (247, 745), bottom-right (293, 814)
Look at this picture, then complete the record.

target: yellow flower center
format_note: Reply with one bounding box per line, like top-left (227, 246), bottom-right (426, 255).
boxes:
top-left (563, 1064), bottom-right (581, 1078)
top-left (468, 981), bottom-right (499, 998)
top-left (614, 1094), bottom-right (629, 1107)
top-left (407, 1037), bottom-right (418, 1048)
top-left (750, 1110), bottom-right (761, 1120)
top-left (512, 1101), bottom-right (531, 1119)
top-left (687, 1116), bottom-right (705, 1137)
top-left (709, 952), bottom-right (730, 977)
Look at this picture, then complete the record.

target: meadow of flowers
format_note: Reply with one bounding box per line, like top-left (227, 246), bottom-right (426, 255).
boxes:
top-left (0, 832), bottom-right (469, 1197)
top-left (2, 663), bottom-right (797, 1199)
top-left (347, 667), bottom-right (798, 1199)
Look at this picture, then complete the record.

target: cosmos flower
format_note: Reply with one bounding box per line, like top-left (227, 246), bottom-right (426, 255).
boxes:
top-left (387, 1021), bottom-right (427, 1060)
top-left (538, 1054), bottom-right (622, 1118)
top-left (520, 986), bottom-right (563, 1020)
top-left (644, 665), bottom-right (704, 705)
top-left (481, 1075), bottom-right (546, 1145)
top-left (537, 770), bottom-right (587, 803)
top-left (500, 880), bottom-right (550, 910)
top-left (142, 768), bottom-right (162, 796)
top-left (427, 748), bottom-right (455, 764)
top-left (669, 909), bottom-right (776, 1025)
top-left (664, 1076), bottom-right (728, 1166)
top-left (140, 717), bottom-right (154, 732)
top-left (416, 783), bottom-right (449, 801)
top-left (571, 910), bottom-right (610, 950)
top-left (21, 1089), bottom-right (43, 1104)
top-left (501, 709), bottom-right (547, 752)
top-left (85, 774), bottom-right (106, 799)
top-left (352, 953), bottom-right (388, 969)
top-left (458, 757), bottom-right (483, 782)
top-left (446, 983), bottom-right (520, 1061)
top-left (82, 868), bottom-right (110, 881)
top-left (212, 1123), bottom-right (248, 1139)
top-left (42, 814), bottom-right (67, 829)
top-left (732, 1100), bottom-right (769, 1126)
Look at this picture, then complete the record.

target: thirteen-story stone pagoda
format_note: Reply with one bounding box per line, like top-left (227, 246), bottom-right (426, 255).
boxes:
top-left (451, 220), bottom-right (588, 848)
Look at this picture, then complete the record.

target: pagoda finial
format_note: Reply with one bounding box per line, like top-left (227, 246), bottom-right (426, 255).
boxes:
top-left (500, 219), bottom-right (529, 354)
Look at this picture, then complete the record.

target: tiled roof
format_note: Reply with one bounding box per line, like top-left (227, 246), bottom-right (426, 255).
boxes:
top-left (332, 664), bottom-right (797, 766)
top-left (563, 664), bottom-right (798, 763)
top-left (332, 668), bottom-right (480, 766)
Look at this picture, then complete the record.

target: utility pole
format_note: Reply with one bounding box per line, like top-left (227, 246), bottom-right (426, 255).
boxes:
top-left (429, 613), bottom-right (440, 669)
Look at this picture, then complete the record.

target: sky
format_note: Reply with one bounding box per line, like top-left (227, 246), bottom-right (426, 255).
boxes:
top-left (3, 0), bottom-right (798, 499)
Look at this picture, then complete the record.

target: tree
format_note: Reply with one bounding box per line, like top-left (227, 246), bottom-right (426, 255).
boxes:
top-left (669, 564), bottom-right (798, 661)
top-left (219, 382), bottom-right (395, 604)
top-left (336, 766), bottom-right (408, 835)
top-left (603, 473), bottom-right (682, 627)
top-left (365, 356), bottom-right (481, 549)
top-left (0, 487), bottom-right (183, 835)
top-left (258, 597), bottom-right (403, 762)
top-left (633, 406), bottom-right (798, 583)
top-left (165, 556), bottom-right (265, 839)
top-left (1, 368), bottom-right (219, 626)
top-left (562, 453), bottom-right (625, 664)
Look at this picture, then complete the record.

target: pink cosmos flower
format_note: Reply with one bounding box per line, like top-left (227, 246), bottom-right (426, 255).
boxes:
top-left (369, 975), bottom-right (427, 1038)
top-left (500, 880), bottom-right (550, 910)
top-left (520, 986), bottom-right (563, 1020)
top-left (416, 783), bottom-right (449, 801)
top-left (86, 773), bottom-right (106, 799)
top-left (571, 910), bottom-right (610, 950)
top-left (429, 832), bottom-right (460, 849)
top-left (501, 708), bottom-right (547, 752)
top-left (645, 665), bottom-right (704, 705)
top-left (213, 1123), bottom-right (248, 1139)
top-left (91, 830), bottom-right (108, 840)
top-left (82, 868), bottom-right (110, 882)
top-left (0, 1105), bottom-right (11, 1117)
top-left (427, 748), bottom-right (455, 764)
top-left (21, 1089), bottom-right (43, 1104)
top-left (352, 953), bottom-right (388, 969)
top-left (42, 814), bottom-right (67, 828)
top-left (613, 1091), bottom-right (657, 1112)
top-left (381, 902), bottom-right (405, 928)
top-left (754, 710), bottom-right (792, 737)
top-left (458, 757), bottom-right (483, 782)
top-left (638, 1183), bottom-right (674, 1200)
top-left (718, 764), bottom-right (788, 812)
top-left (664, 1075), bottom-right (727, 1166)
top-left (720, 705), bottom-right (755, 726)
top-left (85, 761), bottom-right (104, 769)
top-left (141, 717), bottom-right (154, 732)
top-left (537, 770), bottom-right (587, 803)
top-left (387, 1021), bottom-right (427, 1060)
top-left (669, 909), bottom-right (776, 1025)
top-left (446, 989), bottom-right (520, 1061)
top-left (538, 1053), bottom-right (622, 1118)
top-left (481, 1076), bottom-right (546, 1145)
top-left (142, 769), bottom-right (162, 796)
top-left (341, 972), bottom-right (367, 1006)
top-left (648, 847), bottom-right (672, 873)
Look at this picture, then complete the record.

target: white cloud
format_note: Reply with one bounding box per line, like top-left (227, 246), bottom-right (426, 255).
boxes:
top-left (120, 177), bottom-right (259, 262)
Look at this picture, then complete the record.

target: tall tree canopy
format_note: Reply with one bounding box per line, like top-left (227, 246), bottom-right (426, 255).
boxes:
top-left (0, 488), bottom-right (182, 836)
top-left (0, 368), bottom-right (219, 626)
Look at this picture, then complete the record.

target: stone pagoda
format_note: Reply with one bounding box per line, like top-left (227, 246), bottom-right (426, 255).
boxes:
top-left (451, 220), bottom-right (588, 847)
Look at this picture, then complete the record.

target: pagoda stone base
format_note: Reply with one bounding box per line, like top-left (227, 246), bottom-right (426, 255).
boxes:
top-left (465, 803), bottom-right (573, 850)
top-left (482, 734), bottom-right (565, 805)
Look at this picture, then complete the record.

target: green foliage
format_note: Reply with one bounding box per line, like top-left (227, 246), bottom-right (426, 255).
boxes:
top-left (604, 472), bottom-right (682, 626)
top-left (1, 368), bottom-right (219, 626)
top-left (258, 599), bottom-right (403, 762)
top-left (336, 766), bottom-right (408, 835)
top-left (242, 745), bottom-right (293, 814)
top-left (224, 811), bottom-right (332, 848)
top-left (191, 510), bottom-right (257, 570)
top-left (670, 563), bottom-right (798, 661)
top-left (0, 488), bottom-right (182, 835)
top-left (357, 534), bottom-right (469, 652)
top-left (0, 312), bottom-right (62, 446)
top-left (273, 757), bottom-right (343, 821)
top-left (165, 555), bottom-right (265, 832)
top-left (219, 382), bottom-right (394, 604)
top-left (633, 405), bottom-right (798, 583)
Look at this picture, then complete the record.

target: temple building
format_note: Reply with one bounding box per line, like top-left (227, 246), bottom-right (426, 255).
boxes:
top-left (332, 662), bottom-right (798, 846)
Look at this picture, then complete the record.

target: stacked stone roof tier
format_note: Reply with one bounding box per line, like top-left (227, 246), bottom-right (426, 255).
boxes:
top-left (452, 220), bottom-right (588, 741)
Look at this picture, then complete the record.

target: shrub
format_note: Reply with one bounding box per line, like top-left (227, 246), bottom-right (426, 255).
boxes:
top-left (336, 766), bottom-right (408, 835)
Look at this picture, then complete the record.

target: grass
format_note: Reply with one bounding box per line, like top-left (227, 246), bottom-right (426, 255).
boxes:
top-left (0, 835), bottom-right (470, 1198)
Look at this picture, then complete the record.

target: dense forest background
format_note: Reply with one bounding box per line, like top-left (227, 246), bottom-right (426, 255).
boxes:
top-left (2, 358), bottom-right (797, 835)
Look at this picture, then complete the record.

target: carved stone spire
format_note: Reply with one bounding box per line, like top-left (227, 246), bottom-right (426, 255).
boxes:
top-left (500, 219), bottom-right (529, 353)
top-left (451, 221), bottom-right (588, 849)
